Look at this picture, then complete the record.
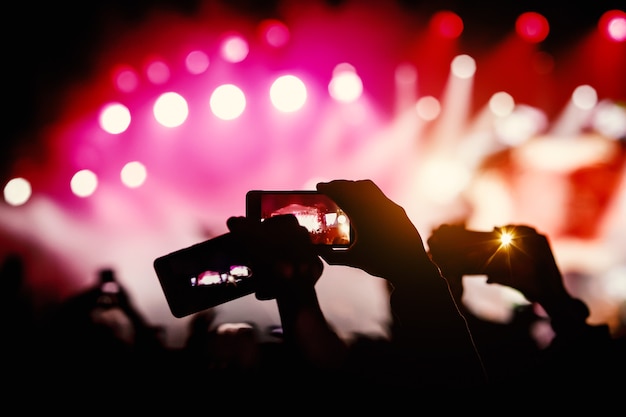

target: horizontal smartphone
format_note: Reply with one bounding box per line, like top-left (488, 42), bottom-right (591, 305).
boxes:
top-left (153, 233), bottom-right (256, 318)
top-left (245, 190), bottom-right (353, 250)
top-left (427, 224), bottom-right (523, 276)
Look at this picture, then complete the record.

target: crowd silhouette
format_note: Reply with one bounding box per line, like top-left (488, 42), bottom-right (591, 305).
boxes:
top-left (3, 179), bottom-right (624, 408)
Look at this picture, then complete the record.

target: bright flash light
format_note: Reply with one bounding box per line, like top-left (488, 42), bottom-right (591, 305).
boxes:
top-left (499, 231), bottom-right (514, 246)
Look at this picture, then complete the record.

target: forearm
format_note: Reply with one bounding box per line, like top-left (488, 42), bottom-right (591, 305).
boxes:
top-left (276, 287), bottom-right (349, 369)
top-left (387, 258), bottom-right (488, 385)
top-left (389, 264), bottom-right (471, 346)
top-left (537, 296), bottom-right (612, 348)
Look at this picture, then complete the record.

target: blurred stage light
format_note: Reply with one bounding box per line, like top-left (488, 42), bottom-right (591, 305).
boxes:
top-left (153, 92), bottom-right (189, 127)
top-left (146, 59), bottom-right (170, 84)
top-left (220, 34), bottom-right (249, 63)
top-left (120, 161), bottom-right (147, 188)
top-left (415, 96), bottom-right (440, 121)
top-left (572, 84), bottom-right (598, 110)
top-left (451, 54), bottom-right (476, 79)
top-left (395, 62), bottom-right (417, 85)
top-left (259, 19), bottom-right (290, 48)
top-left (329, 63), bottom-right (363, 103)
top-left (4, 177), bottom-right (32, 207)
top-left (515, 12), bottom-right (549, 43)
top-left (270, 75), bottom-right (307, 112)
top-left (599, 9), bottom-right (626, 42)
top-left (550, 85), bottom-right (598, 136)
top-left (99, 103), bottom-right (131, 135)
top-left (488, 92), bottom-right (515, 117)
top-left (591, 99), bottom-right (626, 139)
top-left (394, 62), bottom-right (418, 113)
top-left (494, 104), bottom-right (548, 146)
top-left (417, 157), bottom-right (472, 204)
top-left (429, 10), bottom-right (464, 39)
top-left (113, 66), bottom-right (139, 93)
top-left (185, 50), bottom-right (210, 75)
top-left (210, 84), bottom-right (246, 120)
top-left (71, 169), bottom-right (98, 198)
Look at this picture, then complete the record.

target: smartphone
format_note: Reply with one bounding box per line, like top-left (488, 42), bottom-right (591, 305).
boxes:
top-left (427, 224), bottom-right (518, 276)
top-left (245, 190), bottom-right (353, 250)
top-left (153, 233), bottom-right (256, 318)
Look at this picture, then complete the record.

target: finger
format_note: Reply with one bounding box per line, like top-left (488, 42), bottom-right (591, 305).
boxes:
top-left (317, 179), bottom-right (371, 213)
top-left (261, 214), bottom-right (312, 246)
top-left (317, 179), bottom-right (395, 227)
top-left (226, 216), bottom-right (253, 233)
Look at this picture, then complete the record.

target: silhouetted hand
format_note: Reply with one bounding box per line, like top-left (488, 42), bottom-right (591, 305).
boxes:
top-left (486, 225), bottom-right (571, 304)
top-left (428, 223), bottom-right (593, 335)
top-left (227, 214), bottom-right (347, 368)
top-left (317, 179), bottom-right (488, 386)
top-left (428, 224), bottom-right (585, 314)
top-left (316, 179), bottom-right (435, 280)
top-left (226, 214), bottom-right (323, 300)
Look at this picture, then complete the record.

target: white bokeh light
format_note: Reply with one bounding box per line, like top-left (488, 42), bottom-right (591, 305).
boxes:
top-left (220, 35), bottom-right (249, 63)
top-left (153, 92), bottom-right (189, 128)
top-left (416, 96), bottom-right (441, 121)
top-left (70, 169), bottom-right (98, 198)
top-left (99, 102), bottom-right (131, 134)
top-left (120, 161), bottom-right (147, 188)
top-left (489, 92), bottom-right (515, 117)
top-left (328, 64), bottom-right (363, 103)
top-left (451, 54), bottom-right (476, 79)
top-left (270, 75), bottom-right (307, 113)
top-left (210, 84), bottom-right (246, 120)
top-left (494, 104), bottom-right (548, 146)
top-left (572, 84), bottom-right (598, 110)
top-left (3, 177), bottom-right (32, 206)
top-left (591, 99), bottom-right (626, 139)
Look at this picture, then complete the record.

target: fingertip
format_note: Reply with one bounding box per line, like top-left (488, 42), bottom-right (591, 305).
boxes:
top-left (315, 181), bottom-right (328, 192)
top-left (226, 216), bottom-right (248, 231)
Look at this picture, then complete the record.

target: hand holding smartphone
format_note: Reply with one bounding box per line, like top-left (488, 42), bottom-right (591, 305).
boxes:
top-left (153, 233), bottom-right (256, 318)
top-left (153, 189), bottom-right (352, 318)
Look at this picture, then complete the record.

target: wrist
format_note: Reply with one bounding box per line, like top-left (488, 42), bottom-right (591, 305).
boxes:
top-left (275, 284), bottom-right (320, 316)
top-left (386, 255), bottom-right (443, 285)
top-left (543, 297), bottom-right (591, 334)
